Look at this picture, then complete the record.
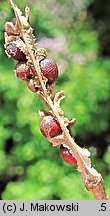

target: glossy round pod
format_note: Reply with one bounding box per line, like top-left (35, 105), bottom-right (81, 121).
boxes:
top-left (15, 61), bottom-right (32, 81)
top-left (60, 144), bottom-right (77, 165)
top-left (39, 58), bottom-right (58, 84)
top-left (40, 115), bottom-right (62, 138)
top-left (6, 43), bottom-right (26, 61)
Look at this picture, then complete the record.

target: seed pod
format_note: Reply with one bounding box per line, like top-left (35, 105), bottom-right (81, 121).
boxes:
top-left (15, 61), bottom-right (32, 81)
top-left (6, 43), bottom-right (26, 61)
top-left (39, 58), bottom-right (58, 84)
top-left (40, 115), bottom-right (62, 138)
top-left (60, 144), bottom-right (77, 165)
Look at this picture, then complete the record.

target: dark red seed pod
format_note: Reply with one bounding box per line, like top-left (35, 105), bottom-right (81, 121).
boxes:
top-left (6, 43), bottom-right (26, 61)
top-left (40, 115), bottom-right (62, 138)
top-left (39, 58), bottom-right (58, 84)
top-left (15, 61), bottom-right (32, 81)
top-left (60, 144), bottom-right (77, 165)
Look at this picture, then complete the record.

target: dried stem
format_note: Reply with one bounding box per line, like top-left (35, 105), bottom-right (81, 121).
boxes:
top-left (7, 0), bottom-right (109, 200)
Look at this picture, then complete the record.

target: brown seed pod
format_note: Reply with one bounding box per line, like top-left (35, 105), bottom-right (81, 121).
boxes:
top-left (40, 115), bottom-right (62, 138)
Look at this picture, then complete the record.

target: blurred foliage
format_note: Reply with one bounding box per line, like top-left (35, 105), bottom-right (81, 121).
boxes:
top-left (88, 0), bottom-right (110, 56)
top-left (0, 0), bottom-right (110, 200)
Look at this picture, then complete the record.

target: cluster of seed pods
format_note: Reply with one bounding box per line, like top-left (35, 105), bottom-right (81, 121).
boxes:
top-left (5, 18), bottom-right (77, 166)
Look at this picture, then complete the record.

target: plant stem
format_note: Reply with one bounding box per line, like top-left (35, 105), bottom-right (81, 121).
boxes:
top-left (8, 0), bottom-right (109, 200)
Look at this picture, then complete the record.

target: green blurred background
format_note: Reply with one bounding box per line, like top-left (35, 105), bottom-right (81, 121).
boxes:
top-left (0, 0), bottom-right (110, 200)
